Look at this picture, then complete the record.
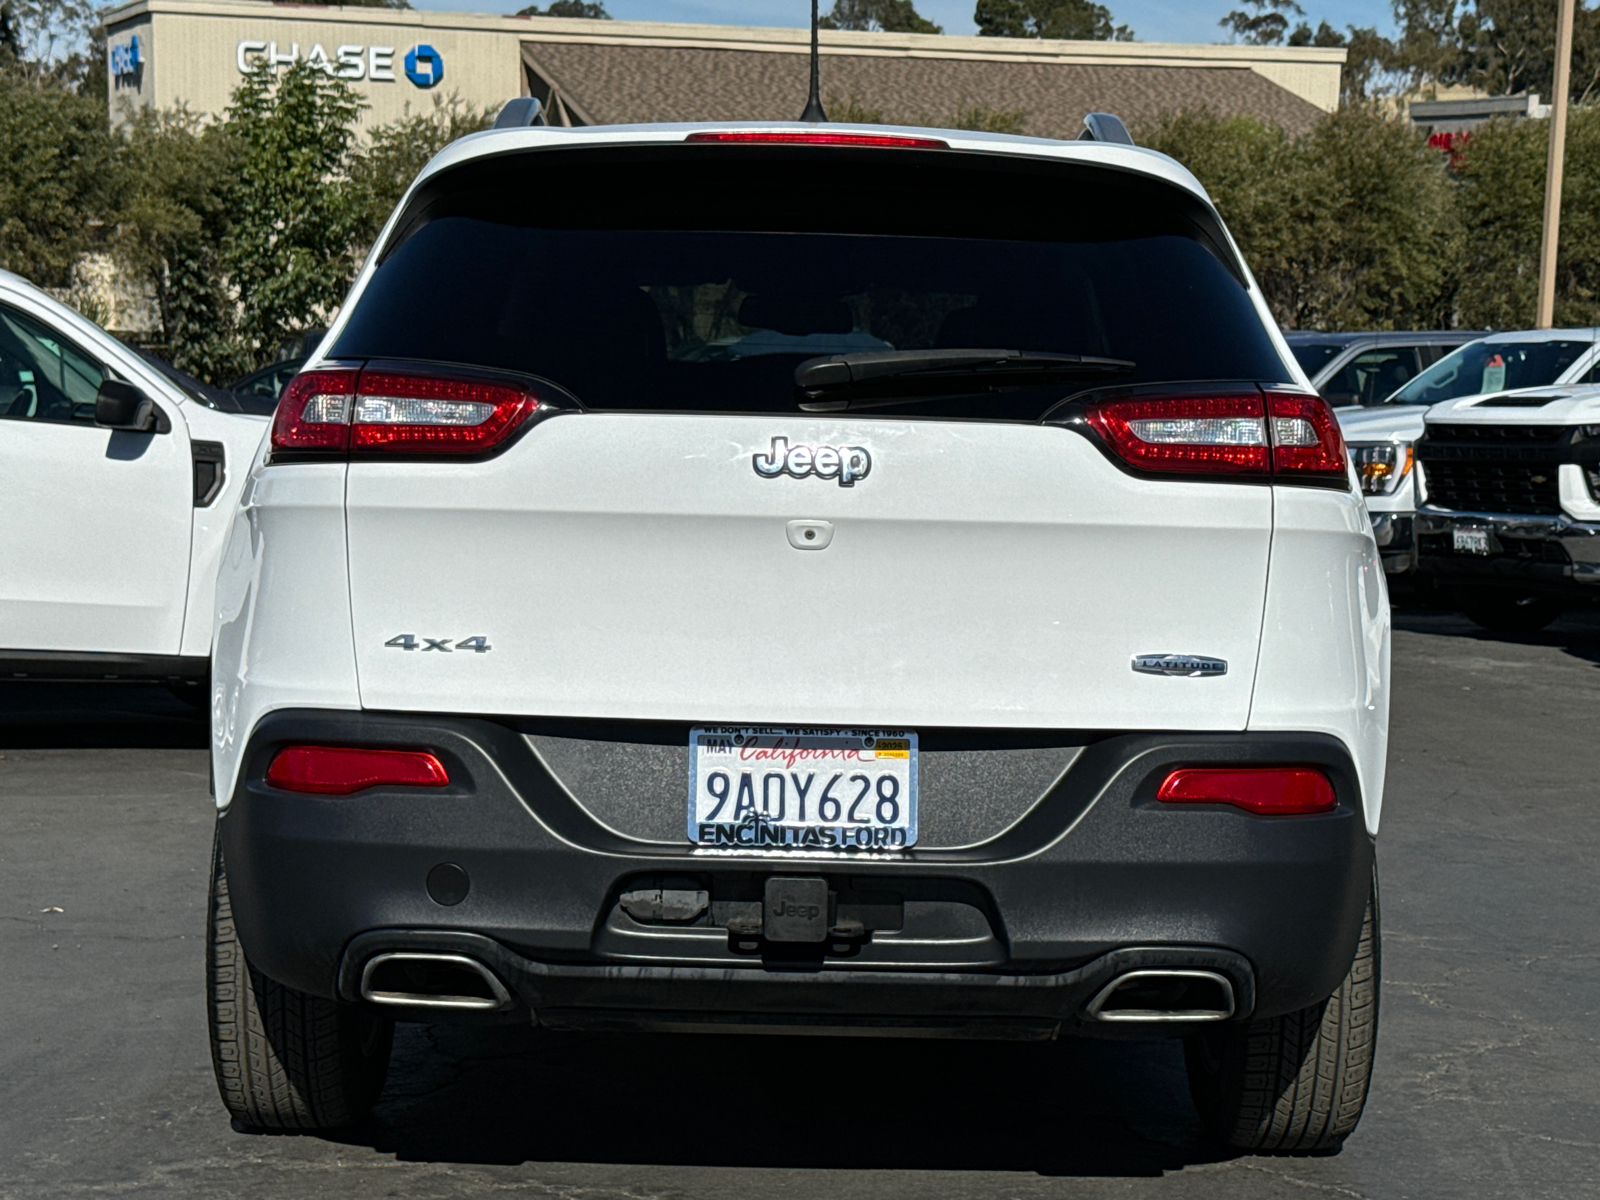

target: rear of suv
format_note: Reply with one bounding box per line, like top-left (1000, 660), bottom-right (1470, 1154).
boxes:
top-left (207, 124), bottom-right (1389, 1153)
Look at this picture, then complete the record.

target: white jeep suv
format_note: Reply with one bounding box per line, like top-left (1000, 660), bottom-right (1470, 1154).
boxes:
top-left (206, 122), bottom-right (1389, 1153)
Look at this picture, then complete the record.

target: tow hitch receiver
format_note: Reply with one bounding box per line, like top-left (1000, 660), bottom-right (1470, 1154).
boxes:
top-left (763, 876), bottom-right (829, 942)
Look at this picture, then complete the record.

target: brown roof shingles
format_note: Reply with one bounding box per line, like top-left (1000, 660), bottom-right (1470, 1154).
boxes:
top-left (521, 42), bottom-right (1328, 139)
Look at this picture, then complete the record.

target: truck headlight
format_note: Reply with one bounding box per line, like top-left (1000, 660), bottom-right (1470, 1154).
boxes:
top-left (1350, 443), bottom-right (1413, 496)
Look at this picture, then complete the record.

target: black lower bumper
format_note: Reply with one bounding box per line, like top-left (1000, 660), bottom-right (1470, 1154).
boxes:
top-left (219, 710), bottom-right (1374, 1034)
top-left (1416, 508), bottom-right (1600, 599)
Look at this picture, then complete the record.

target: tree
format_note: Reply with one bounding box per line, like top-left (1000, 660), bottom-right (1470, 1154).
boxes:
top-left (0, 69), bottom-right (114, 288)
top-left (517, 1), bottom-right (609, 15)
top-left (1136, 105), bottom-right (1460, 330)
top-left (111, 108), bottom-right (246, 380)
top-left (348, 94), bottom-right (493, 245)
top-left (973, 0), bottom-right (1133, 41)
top-left (223, 61), bottom-right (364, 358)
top-left (820, 0), bottom-right (941, 34)
top-left (1221, 0), bottom-right (1304, 45)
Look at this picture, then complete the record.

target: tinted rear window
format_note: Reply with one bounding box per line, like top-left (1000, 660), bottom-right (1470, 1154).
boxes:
top-left (334, 146), bottom-right (1289, 418)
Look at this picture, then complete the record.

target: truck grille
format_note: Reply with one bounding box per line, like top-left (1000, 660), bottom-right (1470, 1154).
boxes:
top-left (1426, 424), bottom-right (1566, 444)
top-left (1422, 459), bottom-right (1562, 515)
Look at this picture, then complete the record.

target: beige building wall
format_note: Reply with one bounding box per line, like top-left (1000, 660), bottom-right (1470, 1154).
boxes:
top-left (100, 0), bottom-right (1346, 130)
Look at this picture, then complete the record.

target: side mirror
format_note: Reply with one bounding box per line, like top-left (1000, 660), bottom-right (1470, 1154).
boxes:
top-left (95, 379), bottom-right (163, 432)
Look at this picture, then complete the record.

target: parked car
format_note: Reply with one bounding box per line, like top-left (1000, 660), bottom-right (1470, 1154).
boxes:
top-left (1338, 330), bottom-right (1600, 577)
top-left (206, 118), bottom-right (1388, 1153)
top-left (1285, 330), bottom-right (1482, 408)
top-left (1413, 382), bottom-right (1600, 632)
top-left (227, 328), bottom-right (325, 403)
top-left (0, 270), bottom-right (271, 691)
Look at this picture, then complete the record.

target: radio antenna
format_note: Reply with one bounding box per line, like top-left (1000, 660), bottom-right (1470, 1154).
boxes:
top-left (800, 0), bottom-right (827, 122)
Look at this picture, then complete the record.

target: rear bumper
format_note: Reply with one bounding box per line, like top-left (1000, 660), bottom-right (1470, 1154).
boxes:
top-left (1416, 507), bottom-right (1600, 596)
top-left (219, 710), bottom-right (1374, 1034)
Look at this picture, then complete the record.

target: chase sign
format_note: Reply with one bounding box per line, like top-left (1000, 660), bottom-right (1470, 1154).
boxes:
top-left (236, 40), bottom-right (444, 89)
top-left (109, 35), bottom-right (142, 82)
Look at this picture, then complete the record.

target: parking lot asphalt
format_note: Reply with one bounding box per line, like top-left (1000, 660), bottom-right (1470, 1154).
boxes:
top-left (3, 608), bottom-right (1599, 1198)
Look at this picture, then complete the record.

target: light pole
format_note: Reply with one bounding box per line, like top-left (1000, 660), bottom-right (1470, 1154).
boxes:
top-left (1536, 0), bottom-right (1577, 327)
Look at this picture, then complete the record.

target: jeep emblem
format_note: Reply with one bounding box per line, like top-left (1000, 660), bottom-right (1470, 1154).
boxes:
top-left (753, 436), bottom-right (872, 487)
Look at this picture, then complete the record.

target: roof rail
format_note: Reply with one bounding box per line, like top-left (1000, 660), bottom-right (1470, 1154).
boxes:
top-left (1079, 113), bottom-right (1134, 146)
top-left (492, 97), bottom-right (546, 130)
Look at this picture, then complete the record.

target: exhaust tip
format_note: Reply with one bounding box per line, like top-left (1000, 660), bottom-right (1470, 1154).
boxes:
top-left (359, 952), bottom-right (513, 1011)
top-left (1085, 969), bottom-right (1235, 1023)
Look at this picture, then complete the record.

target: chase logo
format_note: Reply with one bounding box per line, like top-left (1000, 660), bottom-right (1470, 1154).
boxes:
top-left (109, 35), bottom-right (142, 81)
top-left (404, 44), bottom-right (443, 88)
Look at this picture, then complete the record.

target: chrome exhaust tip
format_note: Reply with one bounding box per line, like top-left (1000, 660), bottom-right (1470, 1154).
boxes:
top-left (1085, 969), bottom-right (1235, 1022)
top-left (359, 952), bottom-right (514, 1011)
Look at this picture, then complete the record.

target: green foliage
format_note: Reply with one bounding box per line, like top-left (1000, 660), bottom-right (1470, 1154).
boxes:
top-left (222, 60), bottom-right (364, 360)
top-left (348, 93), bottom-right (492, 245)
top-left (1455, 110), bottom-right (1600, 327)
top-left (0, 69), bottom-right (114, 288)
top-left (1138, 105), bottom-right (1459, 330)
top-left (1221, 0), bottom-right (1304, 46)
top-left (951, 98), bottom-right (1028, 133)
top-left (820, 0), bottom-right (942, 34)
top-left (517, 1), bottom-right (609, 15)
top-left (112, 106), bottom-right (247, 380)
top-left (973, 0), bottom-right (1134, 42)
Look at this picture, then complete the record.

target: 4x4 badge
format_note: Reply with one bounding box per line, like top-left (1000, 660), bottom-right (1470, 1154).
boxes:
top-left (754, 437), bottom-right (871, 487)
top-left (1132, 653), bottom-right (1227, 677)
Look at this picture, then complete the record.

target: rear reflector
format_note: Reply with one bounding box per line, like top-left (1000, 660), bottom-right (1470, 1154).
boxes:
top-left (1157, 767), bottom-right (1336, 815)
top-left (272, 368), bottom-right (539, 457)
top-left (1085, 389), bottom-right (1347, 486)
top-left (684, 130), bottom-right (949, 150)
top-left (266, 745), bottom-right (450, 795)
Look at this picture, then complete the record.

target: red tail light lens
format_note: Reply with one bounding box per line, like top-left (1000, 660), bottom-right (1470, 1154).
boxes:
top-left (685, 130), bottom-right (949, 149)
top-left (272, 369), bottom-right (358, 452)
top-left (1087, 394), bottom-right (1269, 476)
top-left (351, 372), bottom-right (539, 453)
top-left (266, 745), bottom-right (450, 795)
top-left (1157, 767), bottom-right (1336, 815)
top-left (1265, 391), bottom-right (1348, 481)
top-left (270, 368), bottom-right (539, 458)
top-left (1085, 389), bottom-right (1348, 487)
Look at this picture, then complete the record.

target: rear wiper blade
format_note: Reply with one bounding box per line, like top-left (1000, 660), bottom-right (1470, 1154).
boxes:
top-left (795, 348), bottom-right (1135, 410)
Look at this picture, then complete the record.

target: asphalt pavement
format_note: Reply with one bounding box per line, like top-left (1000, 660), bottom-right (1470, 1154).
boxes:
top-left (3, 608), bottom-right (1598, 1198)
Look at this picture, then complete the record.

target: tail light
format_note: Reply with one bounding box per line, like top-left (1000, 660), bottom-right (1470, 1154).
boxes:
top-left (272, 368), bottom-right (539, 458)
top-left (1085, 389), bottom-right (1348, 486)
top-left (266, 745), bottom-right (450, 795)
top-left (685, 131), bottom-right (949, 150)
top-left (1157, 767), bottom-right (1336, 815)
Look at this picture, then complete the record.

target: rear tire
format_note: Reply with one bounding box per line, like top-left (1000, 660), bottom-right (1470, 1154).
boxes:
top-left (1456, 589), bottom-right (1563, 635)
top-left (207, 830), bottom-right (393, 1129)
top-left (1184, 877), bottom-right (1379, 1153)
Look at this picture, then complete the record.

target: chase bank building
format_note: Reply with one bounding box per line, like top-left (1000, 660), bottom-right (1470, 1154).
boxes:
top-left (100, 0), bottom-right (1346, 136)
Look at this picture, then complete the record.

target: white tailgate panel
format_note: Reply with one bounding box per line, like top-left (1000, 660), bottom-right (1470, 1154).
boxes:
top-left (347, 414), bottom-right (1272, 730)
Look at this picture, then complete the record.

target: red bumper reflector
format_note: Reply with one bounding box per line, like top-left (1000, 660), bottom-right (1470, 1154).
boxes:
top-left (266, 745), bottom-right (450, 795)
top-left (1157, 767), bottom-right (1336, 815)
top-left (684, 130), bottom-right (949, 149)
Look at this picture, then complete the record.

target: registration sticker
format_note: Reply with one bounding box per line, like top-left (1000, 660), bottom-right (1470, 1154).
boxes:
top-left (687, 727), bottom-right (917, 851)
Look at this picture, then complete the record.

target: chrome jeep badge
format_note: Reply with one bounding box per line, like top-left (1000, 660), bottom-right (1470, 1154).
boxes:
top-left (754, 437), bottom-right (872, 487)
top-left (1132, 653), bottom-right (1228, 677)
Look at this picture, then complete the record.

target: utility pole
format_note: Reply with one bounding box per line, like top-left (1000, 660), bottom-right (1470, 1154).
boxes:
top-left (1537, 0), bottom-right (1577, 327)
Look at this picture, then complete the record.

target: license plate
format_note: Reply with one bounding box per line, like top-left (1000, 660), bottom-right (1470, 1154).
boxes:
top-left (1453, 527), bottom-right (1491, 555)
top-left (687, 727), bottom-right (917, 851)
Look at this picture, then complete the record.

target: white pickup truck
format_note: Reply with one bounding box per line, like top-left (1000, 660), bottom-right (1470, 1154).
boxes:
top-left (1414, 383), bottom-right (1600, 632)
top-left (0, 270), bottom-right (274, 692)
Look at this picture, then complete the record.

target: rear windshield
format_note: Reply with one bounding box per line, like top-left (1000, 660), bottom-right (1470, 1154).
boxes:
top-left (1390, 337), bottom-right (1593, 406)
top-left (1289, 341), bottom-right (1345, 378)
top-left (333, 146), bottom-right (1289, 418)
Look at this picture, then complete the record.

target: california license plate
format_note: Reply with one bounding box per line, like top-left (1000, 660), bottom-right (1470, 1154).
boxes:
top-left (1453, 526), bottom-right (1492, 555)
top-left (687, 727), bottom-right (917, 851)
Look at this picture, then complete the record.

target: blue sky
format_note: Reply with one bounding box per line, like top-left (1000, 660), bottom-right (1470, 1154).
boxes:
top-left (414, 0), bottom-right (1401, 42)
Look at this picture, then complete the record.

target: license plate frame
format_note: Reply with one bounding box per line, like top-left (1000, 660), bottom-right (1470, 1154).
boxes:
top-left (686, 727), bottom-right (918, 851)
top-left (1453, 526), bottom-right (1493, 556)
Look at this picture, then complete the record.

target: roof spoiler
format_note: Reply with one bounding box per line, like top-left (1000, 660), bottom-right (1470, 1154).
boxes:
top-left (493, 97), bottom-right (546, 129)
top-left (1079, 113), bottom-right (1134, 146)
